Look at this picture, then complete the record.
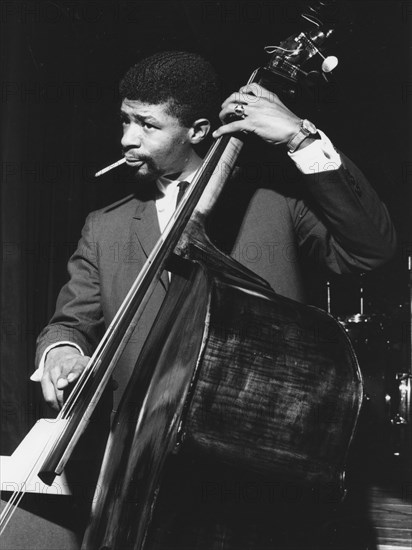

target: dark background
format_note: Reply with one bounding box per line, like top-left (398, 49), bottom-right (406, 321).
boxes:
top-left (1, 0), bottom-right (411, 453)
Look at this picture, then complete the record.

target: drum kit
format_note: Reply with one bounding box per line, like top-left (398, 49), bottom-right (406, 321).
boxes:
top-left (327, 258), bottom-right (411, 480)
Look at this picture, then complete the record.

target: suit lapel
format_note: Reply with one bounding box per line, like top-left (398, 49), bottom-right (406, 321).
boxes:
top-left (133, 199), bottom-right (169, 291)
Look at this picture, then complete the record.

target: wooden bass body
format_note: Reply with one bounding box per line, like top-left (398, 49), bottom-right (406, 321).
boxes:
top-left (82, 244), bottom-right (363, 550)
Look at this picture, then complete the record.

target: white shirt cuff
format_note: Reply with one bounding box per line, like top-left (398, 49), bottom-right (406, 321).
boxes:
top-left (30, 342), bottom-right (84, 382)
top-left (288, 129), bottom-right (342, 174)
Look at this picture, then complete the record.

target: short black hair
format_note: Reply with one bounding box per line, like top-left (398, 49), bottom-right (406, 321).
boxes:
top-left (119, 51), bottom-right (221, 128)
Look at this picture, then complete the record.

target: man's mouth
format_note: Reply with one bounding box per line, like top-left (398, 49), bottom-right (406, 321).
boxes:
top-left (124, 157), bottom-right (144, 167)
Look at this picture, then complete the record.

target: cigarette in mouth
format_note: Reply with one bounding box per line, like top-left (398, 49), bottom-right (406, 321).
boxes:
top-left (94, 158), bottom-right (126, 177)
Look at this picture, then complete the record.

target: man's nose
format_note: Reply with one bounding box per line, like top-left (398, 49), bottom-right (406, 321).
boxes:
top-left (121, 123), bottom-right (142, 149)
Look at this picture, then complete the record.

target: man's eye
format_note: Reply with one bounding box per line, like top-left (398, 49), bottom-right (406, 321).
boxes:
top-left (143, 122), bottom-right (155, 129)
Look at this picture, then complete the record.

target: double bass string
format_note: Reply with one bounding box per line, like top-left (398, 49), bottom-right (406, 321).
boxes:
top-left (0, 428), bottom-right (63, 536)
top-left (0, 488), bottom-right (26, 535)
top-left (35, 134), bottom-right (232, 480)
top-left (0, 132), bottom-right (235, 536)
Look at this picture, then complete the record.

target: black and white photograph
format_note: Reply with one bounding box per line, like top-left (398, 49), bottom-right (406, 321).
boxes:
top-left (1, 1), bottom-right (411, 549)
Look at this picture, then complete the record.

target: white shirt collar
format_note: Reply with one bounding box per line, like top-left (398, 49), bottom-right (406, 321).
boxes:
top-left (155, 170), bottom-right (197, 208)
top-left (154, 169), bottom-right (198, 230)
top-left (156, 169), bottom-right (197, 193)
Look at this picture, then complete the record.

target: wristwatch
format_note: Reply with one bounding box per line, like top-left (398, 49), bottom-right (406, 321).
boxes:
top-left (287, 119), bottom-right (320, 153)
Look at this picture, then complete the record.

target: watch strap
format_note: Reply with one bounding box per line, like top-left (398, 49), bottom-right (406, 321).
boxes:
top-left (287, 119), bottom-right (320, 153)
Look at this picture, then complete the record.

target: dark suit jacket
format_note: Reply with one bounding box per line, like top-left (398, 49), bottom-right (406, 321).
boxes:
top-left (35, 152), bottom-right (396, 408)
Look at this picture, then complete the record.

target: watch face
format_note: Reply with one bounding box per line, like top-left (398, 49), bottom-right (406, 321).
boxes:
top-left (302, 119), bottom-right (317, 134)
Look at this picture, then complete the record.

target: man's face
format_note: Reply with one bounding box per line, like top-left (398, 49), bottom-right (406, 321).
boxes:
top-left (120, 99), bottom-right (194, 182)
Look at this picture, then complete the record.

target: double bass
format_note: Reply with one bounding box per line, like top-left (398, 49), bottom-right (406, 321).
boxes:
top-left (1, 3), bottom-right (363, 548)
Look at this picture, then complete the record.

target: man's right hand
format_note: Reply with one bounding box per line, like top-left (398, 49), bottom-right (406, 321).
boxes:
top-left (41, 345), bottom-right (90, 410)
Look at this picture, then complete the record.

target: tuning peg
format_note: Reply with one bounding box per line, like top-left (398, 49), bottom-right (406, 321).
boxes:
top-left (321, 55), bottom-right (338, 73)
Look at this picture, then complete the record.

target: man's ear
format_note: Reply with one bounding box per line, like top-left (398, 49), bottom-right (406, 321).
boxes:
top-left (188, 118), bottom-right (211, 144)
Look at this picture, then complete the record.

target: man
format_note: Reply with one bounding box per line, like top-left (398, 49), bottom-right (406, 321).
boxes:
top-left (32, 50), bottom-right (395, 547)
top-left (33, 50), bottom-right (395, 410)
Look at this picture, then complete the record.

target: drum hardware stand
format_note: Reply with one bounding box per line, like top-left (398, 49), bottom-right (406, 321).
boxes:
top-left (331, 271), bottom-right (409, 444)
top-left (389, 255), bottom-right (411, 458)
top-left (326, 280), bottom-right (331, 314)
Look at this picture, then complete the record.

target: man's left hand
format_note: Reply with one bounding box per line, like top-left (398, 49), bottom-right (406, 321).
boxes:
top-left (213, 83), bottom-right (301, 146)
